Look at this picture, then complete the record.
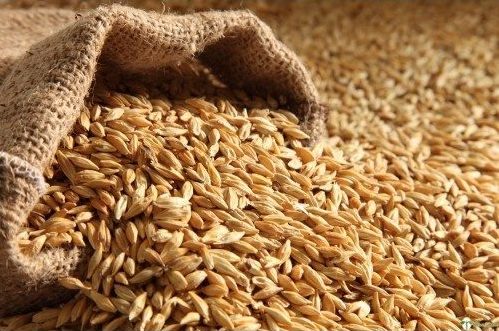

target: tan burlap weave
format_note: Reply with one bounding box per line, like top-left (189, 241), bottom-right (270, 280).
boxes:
top-left (0, 5), bottom-right (324, 316)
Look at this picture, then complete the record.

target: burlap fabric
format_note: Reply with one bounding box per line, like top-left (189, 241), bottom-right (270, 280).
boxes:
top-left (0, 5), bottom-right (324, 317)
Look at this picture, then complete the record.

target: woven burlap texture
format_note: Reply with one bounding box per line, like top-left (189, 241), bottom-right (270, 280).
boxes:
top-left (0, 5), bottom-right (324, 316)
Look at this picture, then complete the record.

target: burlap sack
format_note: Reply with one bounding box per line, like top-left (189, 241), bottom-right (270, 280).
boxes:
top-left (0, 5), bottom-right (325, 316)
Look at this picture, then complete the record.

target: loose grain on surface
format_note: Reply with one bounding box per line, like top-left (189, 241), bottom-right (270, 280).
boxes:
top-left (3, 78), bottom-right (498, 330)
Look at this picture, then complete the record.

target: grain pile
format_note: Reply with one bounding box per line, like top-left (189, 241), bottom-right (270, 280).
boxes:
top-left (4, 85), bottom-right (373, 331)
top-left (1, 1), bottom-right (498, 331)
top-left (1, 79), bottom-right (497, 331)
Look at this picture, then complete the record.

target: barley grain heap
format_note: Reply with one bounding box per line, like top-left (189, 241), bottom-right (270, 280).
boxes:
top-left (5, 88), bottom-right (376, 331)
top-left (1, 79), bottom-right (497, 331)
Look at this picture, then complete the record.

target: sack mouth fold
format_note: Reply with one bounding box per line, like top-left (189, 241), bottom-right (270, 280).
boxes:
top-left (0, 4), bottom-right (324, 316)
top-left (0, 152), bottom-right (85, 316)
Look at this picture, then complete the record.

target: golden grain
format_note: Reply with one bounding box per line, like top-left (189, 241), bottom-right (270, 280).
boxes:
top-left (8, 67), bottom-right (497, 331)
top-left (85, 290), bottom-right (117, 313)
top-left (128, 292), bottom-right (147, 321)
